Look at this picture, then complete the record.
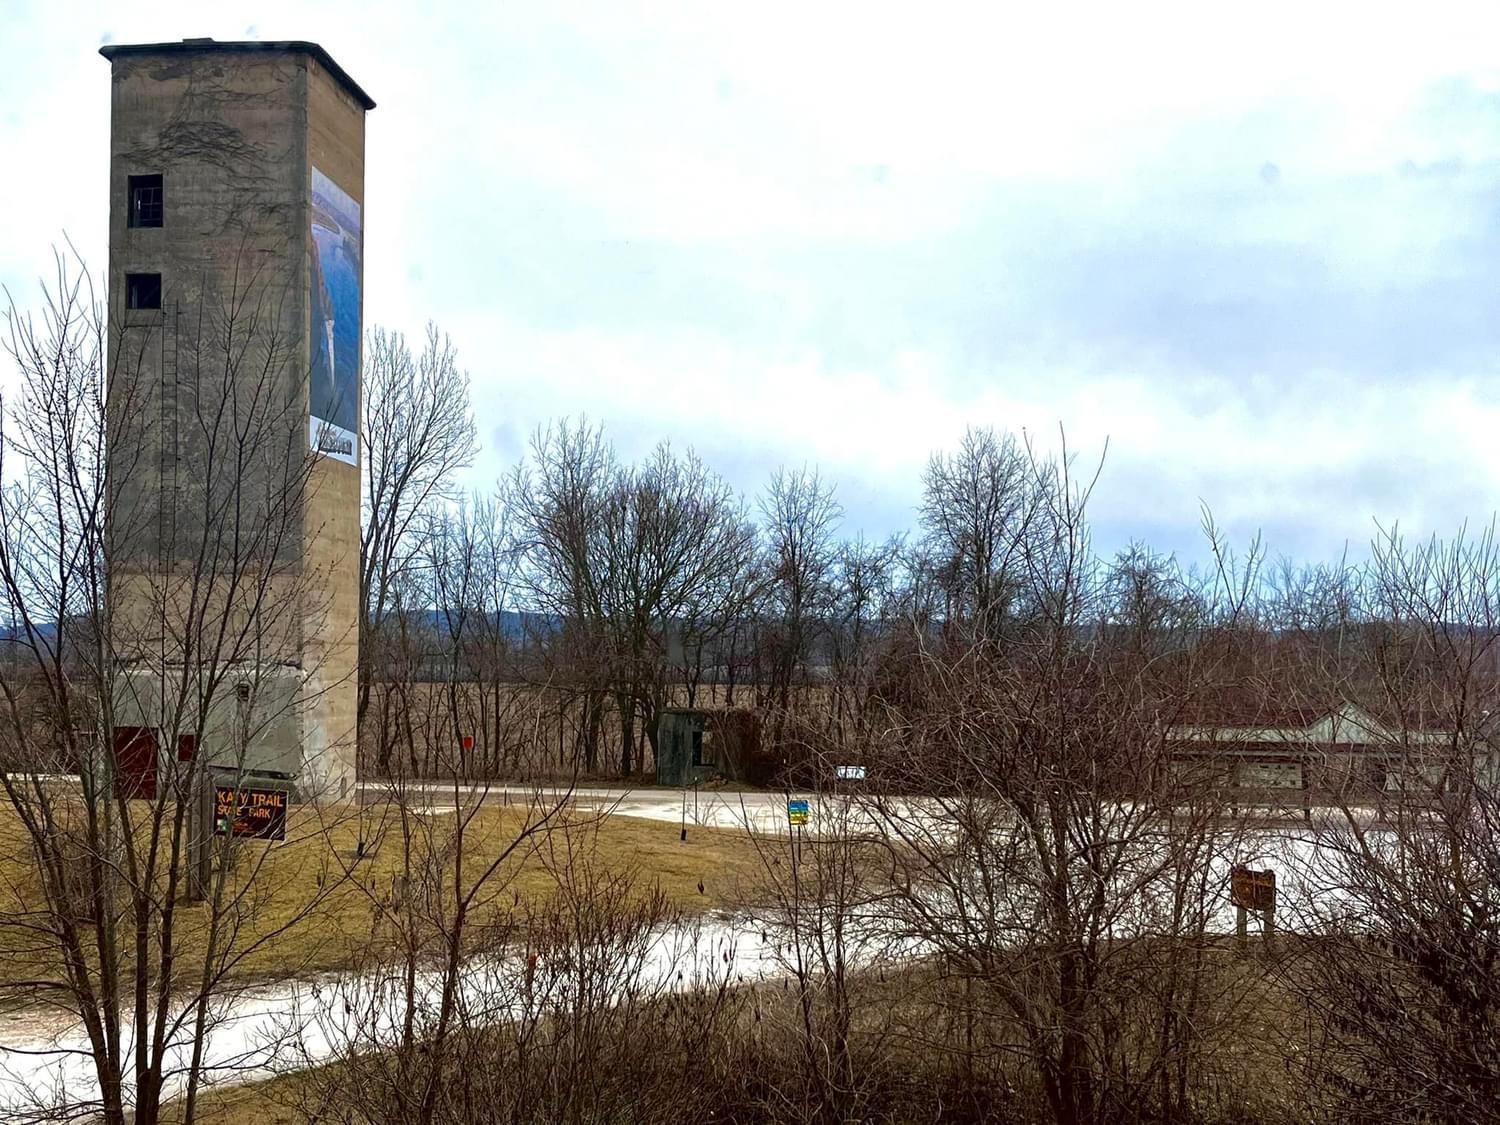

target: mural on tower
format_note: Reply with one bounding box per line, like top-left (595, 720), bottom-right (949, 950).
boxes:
top-left (308, 167), bottom-right (361, 465)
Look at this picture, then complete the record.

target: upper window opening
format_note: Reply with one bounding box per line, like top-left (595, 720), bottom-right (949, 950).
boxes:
top-left (126, 273), bottom-right (162, 311)
top-left (128, 174), bottom-right (163, 228)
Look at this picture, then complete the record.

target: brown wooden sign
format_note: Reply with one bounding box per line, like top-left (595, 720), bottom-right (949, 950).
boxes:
top-left (213, 783), bottom-right (289, 841)
top-left (1230, 865), bottom-right (1275, 911)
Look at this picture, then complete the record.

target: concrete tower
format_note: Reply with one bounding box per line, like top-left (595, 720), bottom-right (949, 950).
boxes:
top-left (101, 39), bottom-right (372, 800)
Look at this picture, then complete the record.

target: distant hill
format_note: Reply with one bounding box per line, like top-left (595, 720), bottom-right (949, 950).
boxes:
top-left (0, 619), bottom-right (60, 654)
top-left (387, 609), bottom-right (557, 642)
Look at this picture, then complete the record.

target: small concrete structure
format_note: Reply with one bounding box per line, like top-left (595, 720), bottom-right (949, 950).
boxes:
top-left (656, 709), bottom-right (709, 787)
top-left (655, 708), bottom-right (763, 786)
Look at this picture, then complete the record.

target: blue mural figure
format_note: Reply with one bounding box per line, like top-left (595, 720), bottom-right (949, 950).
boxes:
top-left (308, 169), bottom-right (361, 460)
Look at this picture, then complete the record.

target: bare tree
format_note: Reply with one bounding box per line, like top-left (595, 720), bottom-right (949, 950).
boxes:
top-left (861, 448), bottom-right (1255, 1125)
top-left (1279, 525), bottom-right (1500, 1124)
top-left (359, 324), bottom-right (478, 737)
top-left (826, 534), bottom-right (902, 752)
top-left (757, 466), bottom-right (841, 717)
top-left (0, 252), bottom-right (354, 1124)
top-left (594, 443), bottom-right (757, 775)
top-left (510, 423), bottom-right (757, 777)
top-left (454, 491), bottom-right (527, 776)
top-left (507, 419), bottom-right (614, 772)
top-left (920, 425), bottom-right (1044, 642)
top-left (673, 536), bottom-right (761, 709)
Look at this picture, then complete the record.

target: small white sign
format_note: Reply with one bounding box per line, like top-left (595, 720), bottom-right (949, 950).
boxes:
top-left (310, 417), bottom-right (358, 466)
top-left (834, 765), bottom-right (866, 781)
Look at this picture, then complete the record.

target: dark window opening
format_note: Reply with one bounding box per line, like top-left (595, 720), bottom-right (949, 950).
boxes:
top-left (177, 734), bottom-right (196, 763)
top-left (126, 272), bottom-right (161, 311)
top-left (128, 174), bottom-right (163, 228)
top-left (691, 729), bottom-right (704, 768)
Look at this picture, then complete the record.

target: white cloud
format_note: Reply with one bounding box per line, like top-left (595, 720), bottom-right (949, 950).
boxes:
top-left (5, 0), bottom-right (1500, 562)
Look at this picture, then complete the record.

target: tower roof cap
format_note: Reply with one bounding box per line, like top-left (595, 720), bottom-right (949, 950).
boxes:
top-left (99, 38), bottom-right (375, 110)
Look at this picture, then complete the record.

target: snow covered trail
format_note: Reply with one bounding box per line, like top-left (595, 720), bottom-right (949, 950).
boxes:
top-left (0, 916), bottom-right (789, 1122)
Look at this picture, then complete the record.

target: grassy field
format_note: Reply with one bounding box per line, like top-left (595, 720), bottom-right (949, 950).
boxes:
top-left (0, 793), bottom-right (768, 1000)
top-left (159, 1072), bottom-right (312, 1125)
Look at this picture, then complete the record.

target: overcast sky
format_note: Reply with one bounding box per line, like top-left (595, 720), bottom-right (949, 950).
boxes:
top-left (4, 1), bottom-right (1500, 564)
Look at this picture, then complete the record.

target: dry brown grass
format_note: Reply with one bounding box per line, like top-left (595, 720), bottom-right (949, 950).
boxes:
top-left (163, 943), bottom-right (1317, 1125)
top-left (158, 1073), bottom-right (312, 1125)
top-left (0, 792), bottom-right (765, 998)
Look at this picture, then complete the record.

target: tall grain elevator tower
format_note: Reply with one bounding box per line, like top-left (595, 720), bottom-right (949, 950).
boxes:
top-left (100, 39), bottom-right (373, 800)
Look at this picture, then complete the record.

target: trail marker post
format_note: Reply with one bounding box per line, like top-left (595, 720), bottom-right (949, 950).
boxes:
top-left (787, 797), bottom-right (809, 868)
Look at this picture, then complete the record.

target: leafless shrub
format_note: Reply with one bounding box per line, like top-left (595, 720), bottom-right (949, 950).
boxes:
top-left (1275, 525), bottom-right (1500, 1124)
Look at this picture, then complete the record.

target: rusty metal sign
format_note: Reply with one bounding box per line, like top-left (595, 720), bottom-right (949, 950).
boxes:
top-left (1230, 865), bottom-right (1275, 911)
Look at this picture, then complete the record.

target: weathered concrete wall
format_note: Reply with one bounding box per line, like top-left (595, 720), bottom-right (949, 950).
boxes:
top-left (299, 54), bottom-right (365, 799)
top-left (106, 48), bottom-right (309, 572)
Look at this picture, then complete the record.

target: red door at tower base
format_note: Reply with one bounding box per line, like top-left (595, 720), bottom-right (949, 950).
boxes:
top-left (112, 726), bottom-right (157, 800)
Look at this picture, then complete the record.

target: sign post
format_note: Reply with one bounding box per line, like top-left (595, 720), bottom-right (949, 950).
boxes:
top-left (1230, 865), bottom-right (1276, 951)
top-left (189, 766), bottom-right (212, 901)
top-left (785, 796), bottom-right (810, 919)
top-left (786, 797), bottom-right (809, 871)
